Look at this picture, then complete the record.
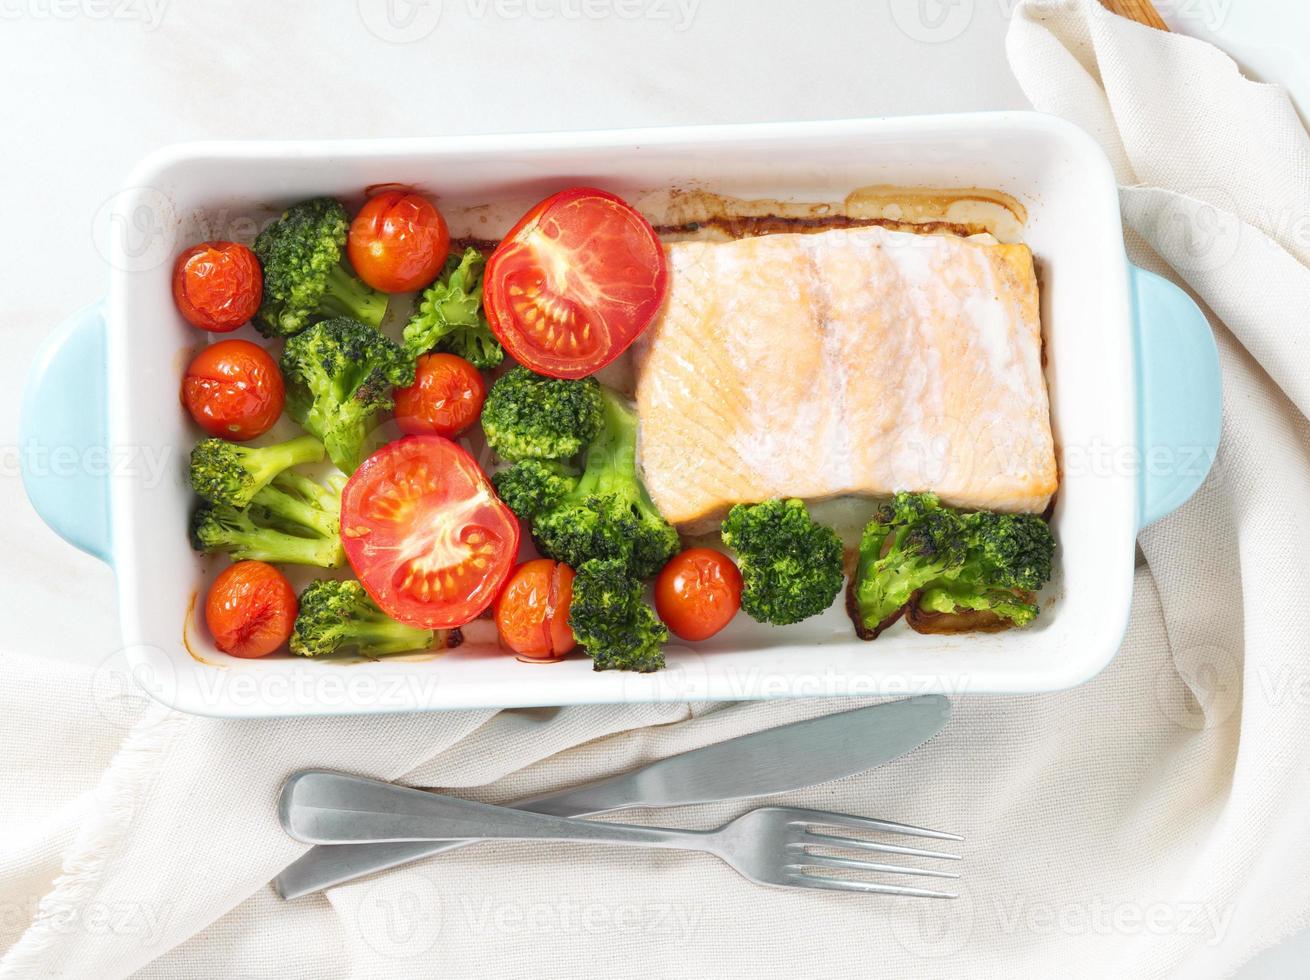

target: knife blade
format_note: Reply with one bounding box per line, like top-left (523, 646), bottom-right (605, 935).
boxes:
top-left (273, 694), bottom-right (949, 899)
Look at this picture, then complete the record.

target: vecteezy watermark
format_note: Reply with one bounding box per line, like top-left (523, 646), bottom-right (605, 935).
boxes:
top-left (0, 897), bottom-right (172, 947)
top-left (619, 650), bottom-right (979, 704)
top-left (1152, 643), bottom-right (1241, 732)
top-left (1134, 185), bottom-right (1243, 276)
top-left (0, 0), bottom-right (168, 30)
top-left (1143, 0), bottom-right (1235, 31)
top-left (92, 188), bottom-right (280, 275)
top-left (892, 880), bottom-right (975, 958)
top-left (994, 894), bottom-right (1234, 946)
top-left (357, 873), bottom-right (445, 959)
top-left (356, 0), bottom-right (444, 43)
top-left (89, 645), bottom-right (178, 729)
top-left (888, 0), bottom-right (976, 44)
top-left (347, 872), bottom-right (704, 953)
top-left (2, 440), bottom-right (177, 490)
top-left (356, 0), bottom-right (700, 42)
top-left (456, 895), bottom-right (703, 941)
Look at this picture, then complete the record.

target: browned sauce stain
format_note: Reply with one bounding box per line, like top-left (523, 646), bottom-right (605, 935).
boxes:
top-left (448, 184), bottom-right (1028, 252)
top-left (653, 214), bottom-right (986, 240)
top-left (182, 590), bottom-right (227, 668)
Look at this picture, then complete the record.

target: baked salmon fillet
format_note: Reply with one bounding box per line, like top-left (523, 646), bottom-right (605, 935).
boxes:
top-left (633, 225), bottom-right (1057, 527)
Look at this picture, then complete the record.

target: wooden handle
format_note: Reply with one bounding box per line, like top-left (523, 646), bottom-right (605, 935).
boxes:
top-left (1099, 0), bottom-right (1170, 30)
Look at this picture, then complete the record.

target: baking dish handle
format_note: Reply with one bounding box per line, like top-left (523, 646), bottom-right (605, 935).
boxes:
top-left (21, 301), bottom-right (112, 564)
top-left (1131, 265), bottom-right (1222, 528)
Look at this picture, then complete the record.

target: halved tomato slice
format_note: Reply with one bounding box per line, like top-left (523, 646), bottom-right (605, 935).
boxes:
top-left (483, 187), bottom-right (669, 379)
top-left (340, 436), bottom-right (519, 629)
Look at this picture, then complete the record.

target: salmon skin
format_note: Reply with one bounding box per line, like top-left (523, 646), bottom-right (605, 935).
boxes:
top-left (633, 225), bottom-right (1057, 528)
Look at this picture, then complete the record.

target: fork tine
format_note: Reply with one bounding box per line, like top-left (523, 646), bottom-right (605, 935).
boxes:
top-left (790, 852), bottom-right (960, 880)
top-left (800, 831), bottom-right (962, 861)
top-left (786, 808), bottom-right (962, 842)
top-left (786, 873), bottom-right (958, 899)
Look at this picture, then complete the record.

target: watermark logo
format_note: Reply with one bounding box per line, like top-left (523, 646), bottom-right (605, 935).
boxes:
top-left (1142, 187), bottom-right (1243, 276)
top-left (89, 644), bottom-right (177, 730)
top-left (889, 0), bottom-right (975, 44)
top-left (1153, 643), bottom-right (1241, 731)
top-left (892, 879), bottom-right (974, 958)
top-left (92, 186), bottom-right (178, 274)
top-left (357, 0), bottom-right (443, 43)
top-left (358, 872), bottom-right (444, 958)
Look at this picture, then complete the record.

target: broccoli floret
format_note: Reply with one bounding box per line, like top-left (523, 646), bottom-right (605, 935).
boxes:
top-left (189, 434), bottom-right (325, 508)
top-left (720, 498), bottom-right (845, 625)
top-left (530, 388), bottom-right (679, 578)
top-left (492, 459), bottom-right (578, 521)
top-left (402, 247), bottom-right (504, 370)
top-left (190, 499), bottom-right (345, 568)
top-left (480, 366), bottom-right (603, 462)
top-left (252, 198), bottom-right (388, 337)
top-left (568, 558), bottom-right (668, 672)
top-left (914, 511), bottom-right (1055, 628)
top-left (963, 511), bottom-right (1054, 592)
top-left (849, 492), bottom-right (968, 636)
top-left (289, 580), bottom-right (442, 658)
top-left (280, 317), bottom-right (415, 473)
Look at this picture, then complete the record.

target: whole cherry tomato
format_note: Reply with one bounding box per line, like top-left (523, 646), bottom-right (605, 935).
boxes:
top-left (483, 187), bottom-right (668, 379)
top-left (172, 241), bottom-right (262, 332)
top-left (655, 547), bottom-right (743, 642)
top-left (347, 190), bottom-right (451, 293)
top-left (394, 353), bottom-right (487, 438)
top-left (204, 560), bottom-right (297, 658)
top-left (182, 339), bottom-right (284, 440)
top-left (495, 559), bottom-right (576, 661)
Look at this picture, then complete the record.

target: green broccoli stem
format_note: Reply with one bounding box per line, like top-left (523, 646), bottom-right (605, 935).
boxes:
top-left (572, 389), bottom-right (654, 513)
top-left (247, 435), bottom-right (328, 488)
top-left (319, 262), bottom-right (387, 327)
top-left (252, 482), bottom-right (338, 540)
top-left (348, 619), bottom-right (437, 657)
top-left (226, 527), bottom-right (344, 567)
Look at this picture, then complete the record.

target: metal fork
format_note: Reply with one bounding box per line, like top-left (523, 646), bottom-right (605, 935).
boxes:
top-left (280, 771), bottom-right (963, 898)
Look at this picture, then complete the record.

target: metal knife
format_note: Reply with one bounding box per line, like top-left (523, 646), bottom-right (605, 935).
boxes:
top-left (273, 694), bottom-right (950, 899)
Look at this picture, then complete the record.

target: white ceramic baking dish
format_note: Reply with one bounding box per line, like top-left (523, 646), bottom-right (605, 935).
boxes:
top-left (21, 114), bottom-right (1221, 718)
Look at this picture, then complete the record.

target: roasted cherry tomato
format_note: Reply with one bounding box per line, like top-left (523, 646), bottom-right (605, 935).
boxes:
top-left (172, 241), bottom-right (262, 332)
top-left (182, 339), bottom-right (284, 440)
top-left (495, 559), bottom-right (576, 662)
top-left (483, 187), bottom-right (668, 379)
top-left (340, 435), bottom-right (519, 629)
top-left (347, 190), bottom-right (451, 293)
top-left (393, 353), bottom-right (487, 438)
top-left (655, 547), bottom-right (743, 642)
top-left (204, 560), bottom-right (297, 658)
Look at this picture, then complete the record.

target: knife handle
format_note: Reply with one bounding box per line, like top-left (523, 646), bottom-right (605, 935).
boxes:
top-left (280, 771), bottom-right (699, 849)
top-left (274, 777), bottom-right (633, 899)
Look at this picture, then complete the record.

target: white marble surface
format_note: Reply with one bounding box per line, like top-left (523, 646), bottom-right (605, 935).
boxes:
top-left (0, 0), bottom-right (1302, 973)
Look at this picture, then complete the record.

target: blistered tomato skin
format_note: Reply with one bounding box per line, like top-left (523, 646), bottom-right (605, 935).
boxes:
top-left (394, 353), bottom-right (487, 438)
top-left (495, 559), bottom-right (576, 661)
top-left (340, 436), bottom-right (520, 630)
top-left (172, 242), bottom-right (263, 332)
top-left (655, 548), bottom-right (743, 642)
top-left (347, 190), bottom-right (451, 293)
top-left (182, 339), bottom-right (284, 441)
top-left (482, 187), bottom-right (668, 379)
top-left (204, 560), bottom-right (297, 658)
